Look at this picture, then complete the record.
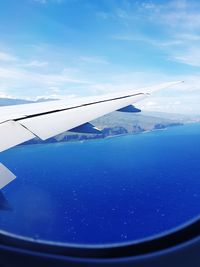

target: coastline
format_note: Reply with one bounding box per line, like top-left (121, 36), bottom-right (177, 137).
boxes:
top-left (14, 123), bottom-right (188, 150)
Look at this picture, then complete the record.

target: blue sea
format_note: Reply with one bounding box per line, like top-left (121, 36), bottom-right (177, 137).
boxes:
top-left (0, 123), bottom-right (200, 245)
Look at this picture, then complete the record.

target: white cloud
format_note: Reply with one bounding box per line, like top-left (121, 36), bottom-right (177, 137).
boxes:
top-left (34, 0), bottom-right (47, 3)
top-left (80, 56), bottom-right (109, 65)
top-left (34, 0), bottom-right (64, 4)
top-left (113, 32), bottom-right (200, 67)
top-left (109, 1), bottom-right (200, 67)
top-left (34, 93), bottom-right (76, 101)
top-left (96, 11), bottom-right (113, 20)
top-left (0, 51), bottom-right (17, 62)
top-left (0, 61), bottom-right (91, 100)
top-left (173, 52), bottom-right (200, 67)
top-left (48, 86), bottom-right (61, 93)
top-left (0, 91), bottom-right (13, 98)
top-left (139, 95), bottom-right (200, 115)
top-left (25, 60), bottom-right (49, 67)
top-left (140, 1), bottom-right (200, 67)
top-left (0, 66), bottom-right (90, 86)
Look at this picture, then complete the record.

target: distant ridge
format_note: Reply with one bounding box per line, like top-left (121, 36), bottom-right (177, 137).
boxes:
top-left (0, 98), bottom-right (33, 106)
top-left (0, 97), bottom-right (58, 106)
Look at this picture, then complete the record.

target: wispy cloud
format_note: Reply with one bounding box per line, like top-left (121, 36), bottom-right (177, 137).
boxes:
top-left (112, 32), bottom-right (200, 67)
top-left (24, 60), bottom-right (49, 67)
top-left (96, 11), bottom-right (113, 20)
top-left (0, 49), bottom-right (92, 99)
top-left (171, 47), bottom-right (200, 67)
top-left (0, 66), bottom-right (90, 87)
top-left (34, 0), bottom-right (64, 4)
top-left (0, 91), bottom-right (13, 98)
top-left (80, 56), bottom-right (109, 65)
top-left (0, 51), bottom-right (17, 62)
top-left (34, 93), bottom-right (76, 101)
top-left (34, 0), bottom-right (47, 3)
top-left (139, 1), bottom-right (200, 67)
top-left (139, 94), bottom-right (200, 115)
top-left (107, 0), bottom-right (200, 67)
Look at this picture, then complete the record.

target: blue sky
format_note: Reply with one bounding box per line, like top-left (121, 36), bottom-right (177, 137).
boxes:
top-left (0, 0), bottom-right (200, 114)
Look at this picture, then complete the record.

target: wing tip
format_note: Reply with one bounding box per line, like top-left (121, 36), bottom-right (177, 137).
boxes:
top-left (146, 80), bottom-right (184, 95)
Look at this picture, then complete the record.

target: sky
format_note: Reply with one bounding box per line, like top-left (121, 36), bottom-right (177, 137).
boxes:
top-left (0, 0), bottom-right (200, 114)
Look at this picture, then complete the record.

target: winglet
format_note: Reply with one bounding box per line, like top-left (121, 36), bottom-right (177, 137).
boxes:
top-left (0, 163), bottom-right (16, 189)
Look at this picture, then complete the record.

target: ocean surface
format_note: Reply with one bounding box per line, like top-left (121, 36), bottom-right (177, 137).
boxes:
top-left (0, 123), bottom-right (200, 245)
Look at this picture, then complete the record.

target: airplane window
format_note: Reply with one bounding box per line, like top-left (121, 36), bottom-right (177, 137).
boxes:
top-left (0, 0), bottom-right (200, 256)
top-left (0, 118), bottom-right (200, 245)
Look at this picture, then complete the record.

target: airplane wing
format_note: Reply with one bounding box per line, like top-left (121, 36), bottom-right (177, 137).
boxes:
top-left (0, 81), bottom-right (183, 189)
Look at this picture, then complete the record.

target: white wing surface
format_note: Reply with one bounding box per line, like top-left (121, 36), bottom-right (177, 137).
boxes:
top-left (0, 81), bottom-right (183, 188)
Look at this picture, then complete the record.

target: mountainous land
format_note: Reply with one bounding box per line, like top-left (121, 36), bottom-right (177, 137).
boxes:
top-left (24, 111), bottom-right (200, 145)
top-left (0, 97), bottom-right (33, 106)
top-left (0, 97), bottom-right (57, 106)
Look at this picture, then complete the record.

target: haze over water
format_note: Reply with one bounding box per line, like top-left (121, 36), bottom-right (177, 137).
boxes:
top-left (0, 123), bottom-right (200, 245)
